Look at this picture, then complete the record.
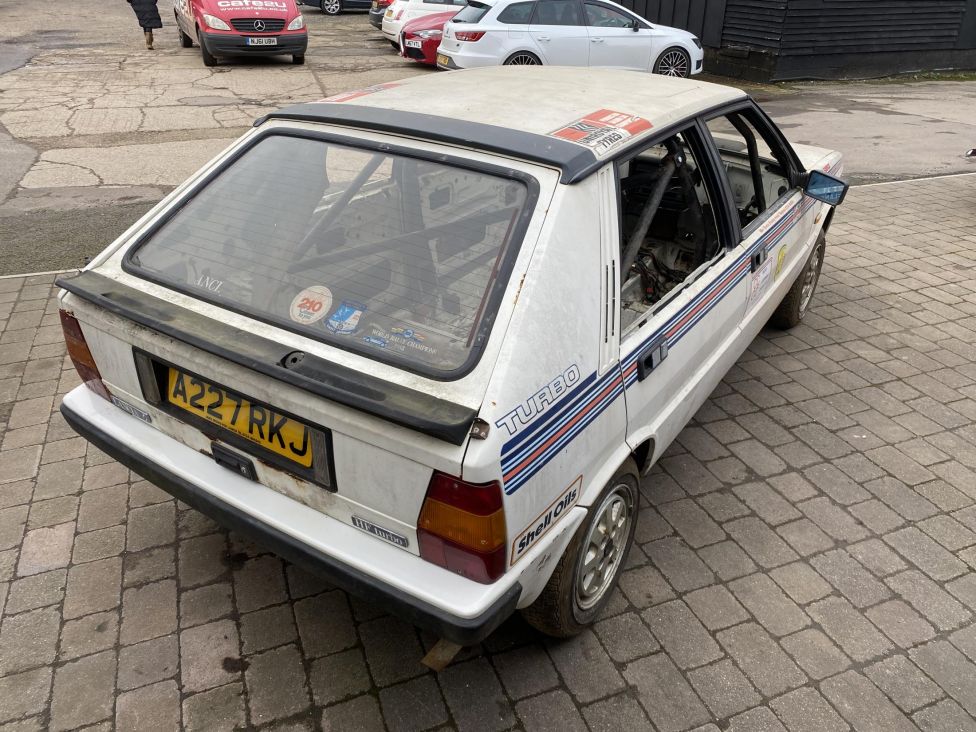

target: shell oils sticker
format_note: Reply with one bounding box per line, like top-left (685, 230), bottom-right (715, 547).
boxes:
top-left (550, 109), bottom-right (653, 157)
top-left (289, 286), bottom-right (333, 325)
top-left (511, 476), bottom-right (582, 565)
top-left (325, 300), bottom-right (366, 335)
top-left (774, 245), bottom-right (788, 279)
top-left (320, 83), bottom-right (403, 103)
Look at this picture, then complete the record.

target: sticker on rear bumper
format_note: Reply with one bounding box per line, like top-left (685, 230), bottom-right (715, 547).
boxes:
top-left (511, 476), bottom-right (581, 565)
top-left (111, 396), bottom-right (152, 424)
top-left (352, 515), bottom-right (409, 548)
top-left (550, 109), bottom-right (653, 157)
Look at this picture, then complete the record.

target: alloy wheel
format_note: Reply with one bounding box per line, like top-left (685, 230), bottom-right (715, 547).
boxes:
top-left (321, 0), bottom-right (341, 13)
top-left (798, 241), bottom-right (825, 317)
top-left (657, 49), bottom-right (689, 77)
top-left (575, 485), bottom-right (632, 610)
top-left (506, 53), bottom-right (540, 65)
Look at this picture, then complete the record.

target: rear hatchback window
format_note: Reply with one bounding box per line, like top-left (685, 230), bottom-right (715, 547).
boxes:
top-left (126, 133), bottom-right (534, 377)
top-left (452, 1), bottom-right (491, 22)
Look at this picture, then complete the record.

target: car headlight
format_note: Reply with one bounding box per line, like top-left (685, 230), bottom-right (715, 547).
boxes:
top-left (692, 36), bottom-right (702, 49)
top-left (202, 13), bottom-right (231, 30)
top-left (416, 29), bottom-right (442, 39)
top-left (287, 14), bottom-right (305, 30)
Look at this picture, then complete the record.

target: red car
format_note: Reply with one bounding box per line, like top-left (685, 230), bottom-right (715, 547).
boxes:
top-left (399, 10), bottom-right (457, 65)
top-left (174, 0), bottom-right (309, 66)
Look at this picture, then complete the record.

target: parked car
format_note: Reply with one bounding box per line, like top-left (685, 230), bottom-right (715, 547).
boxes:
top-left (299, 0), bottom-right (370, 16)
top-left (437, 0), bottom-right (702, 75)
top-left (400, 9), bottom-right (459, 64)
top-left (369, 0), bottom-right (393, 28)
top-left (382, 0), bottom-right (466, 48)
top-left (174, 0), bottom-right (308, 66)
top-left (56, 67), bottom-right (846, 645)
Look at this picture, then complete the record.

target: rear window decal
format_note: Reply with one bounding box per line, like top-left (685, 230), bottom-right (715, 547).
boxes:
top-left (321, 82), bottom-right (403, 103)
top-left (326, 301), bottom-right (366, 335)
top-left (550, 109), bottom-right (652, 156)
top-left (289, 286), bottom-right (333, 325)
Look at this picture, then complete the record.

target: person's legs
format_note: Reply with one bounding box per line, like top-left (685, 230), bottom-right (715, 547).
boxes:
top-left (142, 26), bottom-right (154, 49)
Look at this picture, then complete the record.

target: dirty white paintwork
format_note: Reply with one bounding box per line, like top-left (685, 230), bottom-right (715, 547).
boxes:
top-left (61, 68), bottom-right (843, 622)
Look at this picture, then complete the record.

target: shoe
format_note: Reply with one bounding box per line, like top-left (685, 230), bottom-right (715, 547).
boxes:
top-left (145, 31), bottom-right (154, 50)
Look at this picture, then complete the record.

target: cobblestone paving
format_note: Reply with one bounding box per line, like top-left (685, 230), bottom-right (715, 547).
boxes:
top-left (2, 174), bottom-right (976, 730)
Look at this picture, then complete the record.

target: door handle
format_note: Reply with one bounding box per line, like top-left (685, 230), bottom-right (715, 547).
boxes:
top-left (751, 248), bottom-right (767, 272)
top-left (635, 335), bottom-right (668, 382)
top-left (536, 34), bottom-right (550, 41)
top-left (590, 37), bottom-right (604, 43)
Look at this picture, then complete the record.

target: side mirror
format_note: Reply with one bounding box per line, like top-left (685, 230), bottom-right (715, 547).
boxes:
top-left (631, 19), bottom-right (640, 31)
top-left (802, 169), bottom-right (848, 206)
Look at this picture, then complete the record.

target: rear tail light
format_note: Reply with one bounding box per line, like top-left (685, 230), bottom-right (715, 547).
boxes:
top-left (394, 7), bottom-right (405, 19)
top-left (60, 309), bottom-right (111, 401)
top-left (454, 30), bottom-right (485, 41)
top-left (418, 472), bottom-right (506, 583)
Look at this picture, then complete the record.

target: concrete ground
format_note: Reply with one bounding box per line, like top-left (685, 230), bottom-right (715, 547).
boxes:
top-left (3, 174), bottom-right (976, 731)
top-left (1, 0), bottom-right (976, 275)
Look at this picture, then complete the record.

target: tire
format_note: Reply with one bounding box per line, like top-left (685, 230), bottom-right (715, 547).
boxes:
top-left (521, 460), bottom-right (639, 637)
top-left (199, 30), bottom-right (217, 66)
top-left (653, 46), bottom-right (691, 77)
top-left (321, 0), bottom-right (342, 14)
top-left (390, 40), bottom-right (400, 51)
top-left (770, 230), bottom-right (826, 329)
top-left (293, 54), bottom-right (305, 64)
top-left (178, 25), bottom-right (194, 47)
top-left (503, 51), bottom-right (541, 66)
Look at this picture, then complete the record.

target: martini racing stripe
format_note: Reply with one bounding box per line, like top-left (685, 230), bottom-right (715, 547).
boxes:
top-left (498, 169), bottom-right (837, 493)
top-left (501, 369), bottom-right (625, 494)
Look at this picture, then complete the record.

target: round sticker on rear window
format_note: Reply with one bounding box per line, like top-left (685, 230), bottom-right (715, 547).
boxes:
top-left (289, 286), bottom-right (333, 325)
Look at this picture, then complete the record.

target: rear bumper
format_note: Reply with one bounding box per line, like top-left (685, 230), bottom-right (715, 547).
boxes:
top-left (61, 387), bottom-right (521, 646)
top-left (368, 8), bottom-right (386, 28)
top-left (199, 30), bottom-right (308, 56)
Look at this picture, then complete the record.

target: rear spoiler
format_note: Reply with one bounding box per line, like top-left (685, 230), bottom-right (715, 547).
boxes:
top-left (56, 270), bottom-right (478, 446)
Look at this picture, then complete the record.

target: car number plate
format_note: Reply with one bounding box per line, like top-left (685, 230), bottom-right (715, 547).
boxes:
top-left (437, 53), bottom-right (449, 65)
top-left (404, 39), bottom-right (422, 48)
top-left (166, 367), bottom-right (313, 468)
top-left (246, 37), bottom-right (277, 45)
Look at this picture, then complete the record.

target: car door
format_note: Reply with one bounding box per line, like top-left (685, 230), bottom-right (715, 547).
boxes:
top-left (614, 123), bottom-right (745, 460)
top-left (583, 1), bottom-right (652, 70)
top-left (701, 102), bottom-right (807, 325)
top-left (527, 0), bottom-right (589, 66)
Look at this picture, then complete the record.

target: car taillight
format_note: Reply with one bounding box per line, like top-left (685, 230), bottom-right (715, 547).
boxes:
top-left (60, 309), bottom-right (110, 401)
top-left (454, 30), bottom-right (485, 41)
top-left (394, 7), bottom-right (405, 19)
top-left (418, 472), bottom-right (506, 583)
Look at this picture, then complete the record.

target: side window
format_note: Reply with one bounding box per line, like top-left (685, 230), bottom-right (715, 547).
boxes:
top-left (497, 1), bottom-right (534, 22)
top-left (531, 0), bottom-right (583, 26)
top-left (618, 129), bottom-right (723, 332)
top-left (705, 110), bottom-right (792, 230)
top-left (584, 3), bottom-right (635, 28)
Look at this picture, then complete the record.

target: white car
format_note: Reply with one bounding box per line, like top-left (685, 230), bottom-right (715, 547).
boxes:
top-left (381, 0), bottom-right (466, 47)
top-left (57, 67), bottom-right (846, 646)
top-left (436, 0), bottom-right (703, 75)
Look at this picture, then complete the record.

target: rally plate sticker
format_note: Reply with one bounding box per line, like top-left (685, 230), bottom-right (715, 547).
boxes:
top-left (550, 109), bottom-right (653, 157)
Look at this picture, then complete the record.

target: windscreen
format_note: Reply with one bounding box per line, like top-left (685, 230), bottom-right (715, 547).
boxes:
top-left (452, 1), bottom-right (490, 22)
top-left (127, 134), bottom-right (531, 376)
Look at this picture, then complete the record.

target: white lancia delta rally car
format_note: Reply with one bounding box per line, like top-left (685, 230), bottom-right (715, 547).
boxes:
top-left (57, 67), bottom-right (847, 644)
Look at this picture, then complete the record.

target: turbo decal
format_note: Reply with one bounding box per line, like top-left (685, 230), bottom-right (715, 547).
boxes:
top-left (550, 110), bottom-right (652, 157)
top-left (495, 364), bottom-right (581, 437)
top-left (511, 476), bottom-right (581, 565)
top-left (351, 516), bottom-right (408, 548)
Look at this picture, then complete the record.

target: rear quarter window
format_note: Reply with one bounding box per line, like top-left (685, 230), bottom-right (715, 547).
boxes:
top-left (125, 133), bottom-right (536, 379)
top-left (497, 2), bottom-right (534, 23)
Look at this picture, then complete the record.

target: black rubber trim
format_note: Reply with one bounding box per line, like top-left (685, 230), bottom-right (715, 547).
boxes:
top-left (56, 270), bottom-right (478, 445)
top-left (61, 399), bottom-right (522, 645)
top-left (254, 103), bottom-right (600, 184)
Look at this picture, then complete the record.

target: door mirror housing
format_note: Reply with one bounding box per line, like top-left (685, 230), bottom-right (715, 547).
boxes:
top-left (802, 169), bottom-right (848, 207)
top-left (631, 19), bottom-right (640, 31)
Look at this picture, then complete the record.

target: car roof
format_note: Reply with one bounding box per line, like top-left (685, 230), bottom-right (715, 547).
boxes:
top-left (258, 67), bottom-right (747, 183)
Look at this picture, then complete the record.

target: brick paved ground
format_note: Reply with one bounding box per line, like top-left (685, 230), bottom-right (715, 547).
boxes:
top-left (2, 174), bottom-right (976, 731)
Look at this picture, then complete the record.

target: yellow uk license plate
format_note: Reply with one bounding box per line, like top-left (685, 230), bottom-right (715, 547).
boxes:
top-left (166, 368), bottom-right (313, 468)
top-left (437, 53), bottom-right (449, 66)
